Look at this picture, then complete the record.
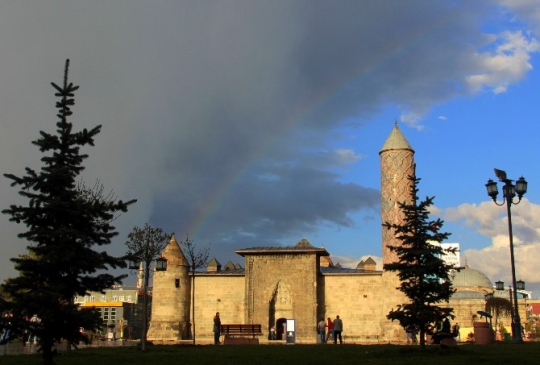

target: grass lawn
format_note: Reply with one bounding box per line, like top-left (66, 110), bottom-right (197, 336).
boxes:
top-left (1, 342), bottom-right (538, 365)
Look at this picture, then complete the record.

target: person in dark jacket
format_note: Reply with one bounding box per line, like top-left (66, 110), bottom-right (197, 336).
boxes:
top-left (333, 315), bottom-right (343, 344)
top-left (213, 312), bottom-right (221, 345)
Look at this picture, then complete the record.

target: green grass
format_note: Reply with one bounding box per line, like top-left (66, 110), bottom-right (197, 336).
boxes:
top-left (2, 342), bottom-right (538, 365)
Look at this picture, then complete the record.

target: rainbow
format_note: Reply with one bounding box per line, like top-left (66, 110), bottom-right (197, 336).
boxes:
top-left (183, 17), bottom-right (453, 239)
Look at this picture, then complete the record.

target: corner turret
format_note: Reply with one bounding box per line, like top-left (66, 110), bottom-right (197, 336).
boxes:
top-left (147, 236), bottom-right (191, 341)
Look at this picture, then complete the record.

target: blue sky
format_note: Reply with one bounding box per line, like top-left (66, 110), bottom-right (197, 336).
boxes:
top-left (1, 1), bottom-right (540, 296)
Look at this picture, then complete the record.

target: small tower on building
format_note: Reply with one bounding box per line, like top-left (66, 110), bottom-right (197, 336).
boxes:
top-left (147, 236), bottom-right (191, 341)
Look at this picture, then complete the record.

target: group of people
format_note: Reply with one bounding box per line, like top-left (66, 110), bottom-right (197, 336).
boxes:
top-left (406, 318), bottom-right (460, 345)
top-left (426, 318), bottom-right (460, 344)
top-left (0, 312), bottom-right (41, 347)
top-left (317, 315), bottom-right (343, 344)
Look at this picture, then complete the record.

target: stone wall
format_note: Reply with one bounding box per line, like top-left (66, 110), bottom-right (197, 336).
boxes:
top-left (322, 272), bottom-right (386, 341)
top-left (191, 275), bottom-right (245, 340)
top-left (187, 269), bottom-right (414, 343)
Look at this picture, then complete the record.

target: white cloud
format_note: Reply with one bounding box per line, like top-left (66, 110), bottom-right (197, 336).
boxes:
top-left (466, 31), bottom-right (540, 94)
top-left (334, 149), bottom-right (364, 165)
top-left (443, 199), bottom-right (540, 285)
top-left (501, 0), bottom-right (540, 34)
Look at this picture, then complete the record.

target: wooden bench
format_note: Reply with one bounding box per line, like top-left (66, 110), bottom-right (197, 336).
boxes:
top-left (220, 324), bottom-right (262, 345)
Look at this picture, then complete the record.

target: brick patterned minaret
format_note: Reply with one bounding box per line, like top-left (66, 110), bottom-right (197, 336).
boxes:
top-left (379, 122), bottom-right (415, 266)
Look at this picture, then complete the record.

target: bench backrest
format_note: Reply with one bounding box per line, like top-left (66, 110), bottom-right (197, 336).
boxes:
top-left (221, 324), bottom-right (262, 334)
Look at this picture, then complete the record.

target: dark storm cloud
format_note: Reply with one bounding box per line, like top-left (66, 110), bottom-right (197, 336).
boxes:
top-left (1, 1), bottom-right (535, 278)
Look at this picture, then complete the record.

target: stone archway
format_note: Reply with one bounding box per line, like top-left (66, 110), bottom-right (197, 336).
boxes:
top-left (268, 281), bottom-right (293, 339)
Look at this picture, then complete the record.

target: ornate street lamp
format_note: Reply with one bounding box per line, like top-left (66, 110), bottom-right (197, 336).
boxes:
top-left (484, 293), bottom-right (495, 341)
top-left (487, 169), bottom-right (527, 343)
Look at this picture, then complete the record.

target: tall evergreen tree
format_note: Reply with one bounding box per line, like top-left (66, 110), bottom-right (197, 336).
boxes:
top-left (383, 169), bottom-right (456, 349)
top-left (2, 60), bottom-right (135, 365)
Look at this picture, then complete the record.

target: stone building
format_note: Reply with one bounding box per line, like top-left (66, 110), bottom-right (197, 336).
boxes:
top-left (146, 123), bottom-right (510, 344)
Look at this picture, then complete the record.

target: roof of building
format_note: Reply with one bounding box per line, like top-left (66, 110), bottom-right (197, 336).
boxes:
top-left (195, 267), bottom-right (245, 275)
top-left (451, 266), bottom-right (492, 289)
top-left (364, 257), bottom-right (377, 265)
top-left (380, 122), bottom-right (414, 154)
top-left (194, 266), bottom-right (382, 276)
top-left (451, 290), bottom-right (486, 300)
top-left (162, 236), bottom-right (189, 266)
top-left (320, 267), bottom-right (382, 275)
top-left (207, 258), bottom-right (221, 267)
top-left (235, 238), bottom-right (329, 257)
top-left (223, 261), bottom-right (236, 270)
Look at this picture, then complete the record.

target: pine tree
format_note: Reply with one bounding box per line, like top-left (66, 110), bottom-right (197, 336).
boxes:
top-left (383, 170), bottom-right (456, 348)
top-left (2, 60), bottom-right (135, 365)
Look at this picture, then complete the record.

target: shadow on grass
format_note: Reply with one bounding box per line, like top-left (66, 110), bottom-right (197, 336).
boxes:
top-left (1, 342), bottom-right (538, 365)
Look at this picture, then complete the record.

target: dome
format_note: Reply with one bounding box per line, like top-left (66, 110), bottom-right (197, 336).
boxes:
top-left (451, 267), bottom-right (492, 289)
top-left (451, 290), bottom-right (485, 300)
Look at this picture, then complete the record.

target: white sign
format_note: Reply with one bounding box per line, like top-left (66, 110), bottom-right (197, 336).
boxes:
top-left (440, 243), bottom-right (460, 268)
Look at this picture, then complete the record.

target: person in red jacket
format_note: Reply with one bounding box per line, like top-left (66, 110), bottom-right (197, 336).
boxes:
top-left (325, 317), bottom-right (334, 343)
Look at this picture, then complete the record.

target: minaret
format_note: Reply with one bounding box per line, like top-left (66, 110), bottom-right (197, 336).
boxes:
top-left (379, 122), bottom-right (415, 266)
top-left (137, 262), bottom-right (144, 288)
top-left (147, 236), bottom-right (191, 341)
top-left (378, 122), bottom-right (415, 342)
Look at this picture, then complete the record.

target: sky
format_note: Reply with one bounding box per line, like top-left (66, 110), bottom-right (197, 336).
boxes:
top-left (1, 1), bottom-right (540, 297)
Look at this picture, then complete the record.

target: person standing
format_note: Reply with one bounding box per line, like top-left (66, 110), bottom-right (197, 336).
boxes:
top-left (213, 312), bottom-right (221, 345)
top-left (406, 324), bottom-right (413, 344)
top-left (441, 318), bottom-right (451, 334)
top-left (317, 319), bottom-right (326, 343)
top-left (325, 317), bottom-right (334, 343)
top-left (452, 322), bottom-right (460, 341)
top-left (333, 315), bottom-right (343, 344)
top-left (28, 314), bottom-right (41, 345)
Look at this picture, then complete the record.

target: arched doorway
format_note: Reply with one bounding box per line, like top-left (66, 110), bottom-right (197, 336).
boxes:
top-left (268, 281), bottom-right (293, 340)
top-left (276, 318), bottom-right (287, 340)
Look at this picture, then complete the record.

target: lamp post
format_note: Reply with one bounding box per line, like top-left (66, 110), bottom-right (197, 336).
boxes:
top-left (486, 169), bottom-right (527, 343)
top-left (128, 255), bottom-right (167, 351)
top-left (495, 280), bottom-right (526, 341)
top-left (496, 280), bottom-right (514, 332)
top-left (484, 292), bottom-right (494, 341)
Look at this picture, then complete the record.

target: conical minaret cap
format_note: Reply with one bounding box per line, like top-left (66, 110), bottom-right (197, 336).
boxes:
top-left (161, 235), bottom-right (189, 266)
top-left (379, 122), bottom-right (414, 154)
